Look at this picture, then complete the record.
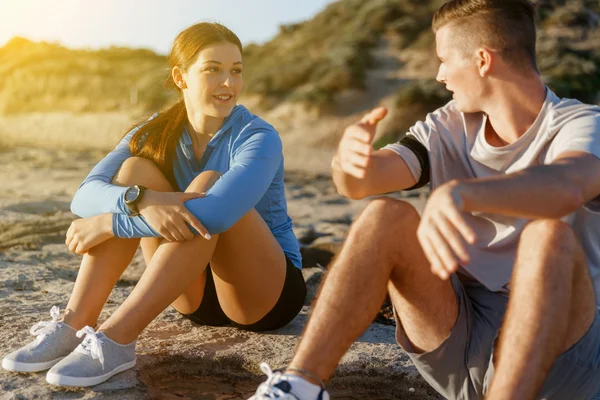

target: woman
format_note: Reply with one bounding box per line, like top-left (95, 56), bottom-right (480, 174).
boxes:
top-left (1, 22), bottom-right (305, 388)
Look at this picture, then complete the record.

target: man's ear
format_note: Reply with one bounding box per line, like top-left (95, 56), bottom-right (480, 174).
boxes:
top-left (172, 66), bottom-right (187, 89)
top-left (477, 48), bottom-right (493, 77)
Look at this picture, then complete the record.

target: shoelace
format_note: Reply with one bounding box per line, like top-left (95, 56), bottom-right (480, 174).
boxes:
top-left (29, 306), bottom-right (61, 344)
top-left (255, 363), bottom-right (299, 399)
top-left (76, 326), bottom-right (105, 368)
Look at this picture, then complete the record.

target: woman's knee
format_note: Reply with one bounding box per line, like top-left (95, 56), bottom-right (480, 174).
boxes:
top-left (111, 156), bottom-right (174, 191)
top-left (186, 170), bottom-right (222, 194)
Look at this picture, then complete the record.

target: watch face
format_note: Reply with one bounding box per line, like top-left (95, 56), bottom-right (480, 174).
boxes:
top-left (125, 186), bottom-right (140, 202)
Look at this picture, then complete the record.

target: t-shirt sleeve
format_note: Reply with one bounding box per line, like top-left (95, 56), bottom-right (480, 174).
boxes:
top-left (382, 117), bottom-right (435, 189)
top-left (546, 112), bottom-right (600, 212)
top-left (112, 128), bottom-right (283, 238)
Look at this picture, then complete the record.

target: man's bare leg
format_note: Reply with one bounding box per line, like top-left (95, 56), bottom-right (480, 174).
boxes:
top-left (288, 197), bottom-right (458, 382)
top-left (486, 219), bottom-right (596, 399)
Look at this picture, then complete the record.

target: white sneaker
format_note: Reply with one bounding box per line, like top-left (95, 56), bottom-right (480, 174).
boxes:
top-left (2, 306), bottom-right (83, 372)
top-left (249, 363), bottom-right (330, 400)
top-left (46, 326), bottom-right (136, 387)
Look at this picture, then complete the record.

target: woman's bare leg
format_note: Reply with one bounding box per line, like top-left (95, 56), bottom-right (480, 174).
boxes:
top-left (137, 210), bottom-right (287, 323)
top-left (145, 171), bottom-right (287, 324)
top-left (133, 170), bottom-right (288, 321)
top-left (63, 238), bottom-right (140, 329)
top-left (209, 208), bottom-right (286, 325)
top-left (98, 170), bottom-right (288, 343)
top-left (99, 234), bottom-right (217, 343)
top-left (136, 170), bottom-right (223, 315)
top-left (62, 157), bottom-right (173, 329)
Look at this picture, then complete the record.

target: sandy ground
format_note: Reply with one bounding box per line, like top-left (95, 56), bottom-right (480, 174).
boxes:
top-left (0, 145), bottom-right (438, 399)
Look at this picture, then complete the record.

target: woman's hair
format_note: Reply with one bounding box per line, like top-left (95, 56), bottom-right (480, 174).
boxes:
top-left (125, 22), bottom-right (243, 188)
top-left (432, 0), bottom-right (537, 73)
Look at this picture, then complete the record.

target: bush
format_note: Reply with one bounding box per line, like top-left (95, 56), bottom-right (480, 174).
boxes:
top-left (0, 38), bottom-right (169, 114)
top-left (395, 79), bottom-right (451, 109)
top-left (1, 0), bottom-right (599, 114)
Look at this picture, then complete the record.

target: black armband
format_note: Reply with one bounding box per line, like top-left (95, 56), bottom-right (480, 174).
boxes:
top-left (397, 136), bottom-right (430, 190)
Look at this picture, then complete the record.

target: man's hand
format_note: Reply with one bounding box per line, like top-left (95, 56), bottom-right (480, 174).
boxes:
top-left (66, 214), bottom-right (114, 255)
top-left (417, 180), bottom-right (477, 280)
top-left (138, 190), bottom-right (211, 241)
top-left (333, 107), bottom-right (388, 179)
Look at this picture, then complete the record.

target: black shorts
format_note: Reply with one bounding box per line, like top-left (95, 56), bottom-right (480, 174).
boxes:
top-left (179, 256), bottom-right (306, 332)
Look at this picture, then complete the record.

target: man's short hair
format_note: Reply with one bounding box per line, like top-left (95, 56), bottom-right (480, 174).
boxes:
top-left (432, 0), bottom-right (538, 73)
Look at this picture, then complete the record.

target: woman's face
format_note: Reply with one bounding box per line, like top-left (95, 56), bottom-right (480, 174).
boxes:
top-left (177, 42), bottom-right (243, 120)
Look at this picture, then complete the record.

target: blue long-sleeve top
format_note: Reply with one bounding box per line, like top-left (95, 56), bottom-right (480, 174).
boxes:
top-left (70, 105), bottom-right (302, 269)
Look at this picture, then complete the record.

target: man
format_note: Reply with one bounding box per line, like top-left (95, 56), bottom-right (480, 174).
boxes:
top-left (250, 0), bottom-right (600, 398)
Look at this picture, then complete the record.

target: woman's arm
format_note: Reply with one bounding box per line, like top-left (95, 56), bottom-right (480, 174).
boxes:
top-left (111, 129), bottom-right (282, 238)
top-left (70, 127), bottom-right (140, 218)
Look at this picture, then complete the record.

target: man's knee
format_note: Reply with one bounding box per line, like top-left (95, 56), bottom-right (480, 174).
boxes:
top-left (186, 170), bottom-right (222, 194)
top-left (343, 198), bottom-right (421, 260)
top-left (112, 156), bottom-right (173, 191)
top-left (356, 197), bottom-right (420, 232)
top-left (520, 219), bottom-right (578, 257)
top-left (516, 219), bottom-right (595, 351)
top-left (516, 219), bottom-right (585, 281)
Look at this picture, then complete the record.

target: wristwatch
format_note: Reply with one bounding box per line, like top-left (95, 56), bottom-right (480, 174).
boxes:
top-left (124, 185), bottom-right (147, 216)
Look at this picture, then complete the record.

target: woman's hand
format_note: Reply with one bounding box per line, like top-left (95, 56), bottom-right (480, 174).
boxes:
top-left (138, 189), bottom-right (211, 241)
top-left (66, 214), bottom-right (114, 255)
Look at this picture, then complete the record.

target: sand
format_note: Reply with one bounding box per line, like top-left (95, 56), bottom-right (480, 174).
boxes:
top-left (0, 145), bottom-right (437, 399)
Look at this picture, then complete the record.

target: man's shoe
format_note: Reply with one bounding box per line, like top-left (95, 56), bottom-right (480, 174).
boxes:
top-left (2, 306), bottom-right (83, 372)
top-left (45, 326), bottom-right (136, 387)
top-left (249, 363), bottom-right (330, 400)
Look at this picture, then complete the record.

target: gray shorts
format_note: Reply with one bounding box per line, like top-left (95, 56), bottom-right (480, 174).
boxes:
top-left (394, 274), bottom-right (600, 399)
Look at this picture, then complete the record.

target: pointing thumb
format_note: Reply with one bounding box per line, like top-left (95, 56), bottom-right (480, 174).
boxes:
top-left (360, 107), bottom-right (388, 126)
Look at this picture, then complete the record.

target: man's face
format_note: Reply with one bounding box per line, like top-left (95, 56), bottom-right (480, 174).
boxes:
top-left (435, 25), bottom-right (485, 113)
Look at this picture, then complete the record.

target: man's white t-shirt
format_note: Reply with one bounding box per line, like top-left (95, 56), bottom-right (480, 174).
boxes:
top-left (384, 88), bottom-right (600, 304)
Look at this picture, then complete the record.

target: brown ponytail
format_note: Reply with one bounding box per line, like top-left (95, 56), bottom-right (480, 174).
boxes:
top-left (127, 100), bottom-right (186, 188)
top-left (122, 22), bottom-right (243, 190)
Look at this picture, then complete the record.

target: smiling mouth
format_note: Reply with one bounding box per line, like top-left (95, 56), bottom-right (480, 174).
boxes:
top-left (212, 94), bottom-right (234, 101)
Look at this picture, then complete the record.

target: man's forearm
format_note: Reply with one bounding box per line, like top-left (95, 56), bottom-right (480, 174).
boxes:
top-left (331, 155), bottom-right (368, 199)
top-left (457, 164), bottom-right (583, 219)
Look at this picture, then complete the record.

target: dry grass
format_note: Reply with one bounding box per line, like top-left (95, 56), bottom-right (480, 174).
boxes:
top-left (0, 112), bottom-right (139, 152)
top-left (0, 108), bottom-right (339, 175)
